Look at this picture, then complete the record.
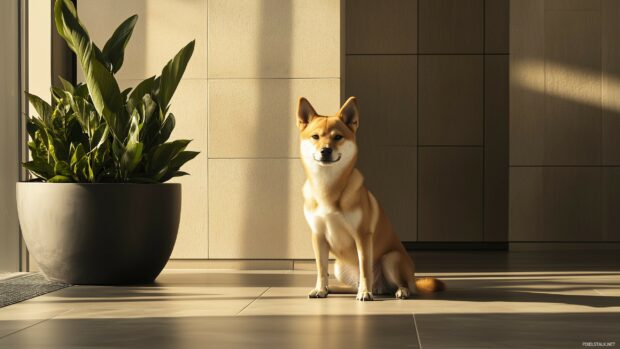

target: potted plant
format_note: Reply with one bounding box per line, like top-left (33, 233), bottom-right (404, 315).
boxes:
top-left (16, 0), bottom-right (198, 284)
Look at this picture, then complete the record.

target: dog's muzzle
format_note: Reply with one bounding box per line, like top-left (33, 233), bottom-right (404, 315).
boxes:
top-left (315, 147), bottom-right (341, 164)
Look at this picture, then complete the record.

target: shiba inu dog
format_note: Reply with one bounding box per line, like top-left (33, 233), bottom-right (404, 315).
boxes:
top-left (298, 96), bottom-right (444, 301)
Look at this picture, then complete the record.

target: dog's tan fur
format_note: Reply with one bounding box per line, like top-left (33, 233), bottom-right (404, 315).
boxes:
top-left (298, 96), bottom-right (444, 301)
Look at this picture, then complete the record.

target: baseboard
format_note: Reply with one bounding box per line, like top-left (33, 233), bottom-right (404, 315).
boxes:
top-left (402, 242), bottom-right (509, 251)
top-left (165, 259), bottom-right (338, 272)
top-left (114, 242), bottom-right (620, 272)
top-left (164, 259), bottom-right (295, 270)
top-left (509, 242), bottom-right (620, 251)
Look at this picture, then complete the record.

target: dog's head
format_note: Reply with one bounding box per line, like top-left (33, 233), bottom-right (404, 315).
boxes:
top-left (297, 96), bottom-right (360, 168)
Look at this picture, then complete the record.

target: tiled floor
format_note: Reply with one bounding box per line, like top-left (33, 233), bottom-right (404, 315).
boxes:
top-left (0, 251), bottom-right (619, 348)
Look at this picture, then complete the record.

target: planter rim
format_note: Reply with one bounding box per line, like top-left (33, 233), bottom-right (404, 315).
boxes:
top-left (17, 182), bottom-right (181, 186)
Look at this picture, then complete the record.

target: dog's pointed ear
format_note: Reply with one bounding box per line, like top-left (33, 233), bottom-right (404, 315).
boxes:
top-left (297, 97), bottom-right (318, 131)
top-left (337, 96), bottom-right (359, 132)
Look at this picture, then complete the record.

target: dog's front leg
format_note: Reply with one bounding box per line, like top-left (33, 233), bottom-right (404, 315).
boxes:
top-left (355, 233), bottom-right (374, 301)
top-left (308, 232), bottom-right (330, 298)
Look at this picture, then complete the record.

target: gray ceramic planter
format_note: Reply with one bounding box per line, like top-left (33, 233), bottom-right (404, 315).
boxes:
top-left (16, 183), bottom-right (181, 285)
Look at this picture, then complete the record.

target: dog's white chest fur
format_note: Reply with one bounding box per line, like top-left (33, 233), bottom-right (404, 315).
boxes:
top-left (301, 140), bottom-right (365, 253)
top-left (303, 182), bottom-right (362, 254)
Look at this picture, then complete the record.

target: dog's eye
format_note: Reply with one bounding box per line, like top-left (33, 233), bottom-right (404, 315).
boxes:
top-left (334, 135), bottom-right (343, 141)
top-left (312, 135), bottom-right (319, 140)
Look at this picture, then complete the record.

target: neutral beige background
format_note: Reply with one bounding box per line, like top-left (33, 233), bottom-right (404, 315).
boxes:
top-left (78, 0), bottom-right (342, 259)
top-left (0, 0), bottom-right (20, 271)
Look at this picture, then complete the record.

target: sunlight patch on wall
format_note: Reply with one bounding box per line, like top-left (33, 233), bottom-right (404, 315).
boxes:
top-left (511, 57), bottom-right (611, 112)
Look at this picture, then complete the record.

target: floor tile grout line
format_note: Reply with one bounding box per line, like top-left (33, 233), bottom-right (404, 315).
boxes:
top-left (412, 312), bottom-right (423, 349)
top-left (0, 308), bottom-right (72, 341)
top-left (235, 287), bottom-right (270, 316)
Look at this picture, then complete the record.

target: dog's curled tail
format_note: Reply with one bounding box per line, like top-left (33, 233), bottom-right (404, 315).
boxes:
top-left (414, 277), bottom-right (445, 294)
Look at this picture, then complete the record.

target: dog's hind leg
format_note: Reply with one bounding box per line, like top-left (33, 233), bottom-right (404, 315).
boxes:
top-left (381, 251), bottom-right (411, 299)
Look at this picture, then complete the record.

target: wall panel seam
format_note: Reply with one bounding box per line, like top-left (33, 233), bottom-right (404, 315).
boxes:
top-left (482, 0), bottom-right (486, 241)
top-left (416, 0), bottom-right (420, 242)
top-left (347, 53), bottom-right (504, 56)
top-left (207, 77), bottom-right (341, 80)
top-left (206, 0), bottom-right (210, 259)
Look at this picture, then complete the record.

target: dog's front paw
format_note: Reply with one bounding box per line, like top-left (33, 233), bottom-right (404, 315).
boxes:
top-left (308, 287), bottom-right (329, 298)
top-left (395, 287), bottom-right (410, 299)
top-left (356, 290), bottom-right (374, 301)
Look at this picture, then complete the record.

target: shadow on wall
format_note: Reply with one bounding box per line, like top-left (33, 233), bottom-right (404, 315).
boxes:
top-left (240, 0), bottom-right (294, 258)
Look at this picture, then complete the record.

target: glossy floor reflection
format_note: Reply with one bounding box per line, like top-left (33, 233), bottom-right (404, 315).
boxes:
top-left (0, 251), bottom-right (618, 348)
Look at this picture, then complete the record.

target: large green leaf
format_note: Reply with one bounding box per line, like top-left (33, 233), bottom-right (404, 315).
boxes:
top-left (119, 110), bottom-right (143, 175)
top-left (121, 87), bottom-right (132, 102)
top-left (67, 95), bottom-right (91, 131)
top-left (33, 130), bottom-right (50, 157)
top-left (25, 116), bottom-right (44, 139)
top-left (147, 139), bottom-right (191, 180)
top-left (55, 0), bottom-right (126, 140)
top-left (23, 161), bottom-right (54, 180)
top-left (157, 113), bottom-right (175, 144)
top-left (91, 141), bottom-right (110, 178)
top-left (54, 161), bottom-right (71, 177)
top-left (102, 15), bottom-right (138, 74)
top-left (48, 175), bottom-right (72, 183)
top-left (156, 40), bottom-right (195, 113)
top-left (120, 142), bottom-right (143, 176)
top-left (44, 129), bottom-right (63, 163)
top-left (27, 93), bottom-right (52, 121)
top-left (89, 124), bottom-right (109, 151)
top-left (74, 83), bottom-right (89, 99)
top-left (170, 150), bottom-right (199, 170)
top-left (92, 44), bottom-right (111, 71)
top-left (129, 76), bottom-right (156, 102)
top-left (70, 143), bottom-right (86, 168)
top-left (137, 94), bottom-right (160, 152)
top-left (67, 119), bottom-right (88, 149)
top-left (84, 51), bottom-right (126, 140)
top-left (141, 94), bottom-right (157, 124)
top-left (73, 151), bottom-right (93, 182)
top-left (158, 150), bottom-right (199, 182)
top-left (127, 109), bottom-right (141, 144)
top-left (54, 0), bottom-right (79, 52)
top-left (159, 170), bottom-right (190, 183)
top-left (57, 76), bottom-right (75, 94)
top-left (50, 86), bottom-right (65, 105)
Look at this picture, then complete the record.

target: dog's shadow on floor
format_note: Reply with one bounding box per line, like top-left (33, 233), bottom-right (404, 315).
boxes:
top-left (44, 273), bottom-right (620, 308)
top-left (412, 279), bottom-right (620, 308)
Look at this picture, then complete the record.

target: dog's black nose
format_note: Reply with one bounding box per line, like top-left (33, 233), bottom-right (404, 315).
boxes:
top-left (320, 147), bottom-right (333, 157)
